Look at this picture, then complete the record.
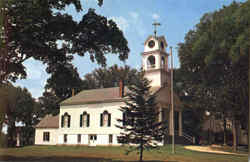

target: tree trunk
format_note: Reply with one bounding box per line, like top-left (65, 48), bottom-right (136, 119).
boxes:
top-left (232, 119), bottom-right (237, 152)
top-left (248, 47), bottom-right (250, 158)
top-left (223, 116), bottom-right (227, 145)
top-left (7, 122), bottom-right (16, 147)
top-left (139, 139), bottom-right (143, 162)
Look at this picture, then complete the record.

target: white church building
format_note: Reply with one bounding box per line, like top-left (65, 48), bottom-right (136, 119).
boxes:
top-left (35, 35), bottom-right (183, 146)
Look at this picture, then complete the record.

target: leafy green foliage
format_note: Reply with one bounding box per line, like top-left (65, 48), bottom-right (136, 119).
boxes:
top-left (37, 92), bottom-right (60, 117)
top-left (82, 64), bottom-right (139, 90)
top-left (45, 63), bottom-right (84, 100)
top-left (117, 72), bottom-right (166, 162)
top-left (0, 83), bottom-right (39, 147)
top-left (41, 64), bottom-right (139, 116)
top-left (0, 0), bottom-right (129, 82)
top-left (177, 1), bottom-right (249, 147)
top-left (173, 69), bottom-right (204, 141)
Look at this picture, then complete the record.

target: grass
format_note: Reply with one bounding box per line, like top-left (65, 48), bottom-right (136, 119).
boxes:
top-left (0, 145), bottom-right (247, 162)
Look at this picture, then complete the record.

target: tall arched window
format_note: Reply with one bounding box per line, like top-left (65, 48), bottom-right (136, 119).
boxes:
top-left (100, 110), bottom-right (111, 127)
top-left (80, 111), bottom-right (90, 127)
top-left (147, 55), bottom-right (156, 68)
top-left (161, 56), bottom-right (165, 68)
top-left (61, 112), bottom-right (71, 128)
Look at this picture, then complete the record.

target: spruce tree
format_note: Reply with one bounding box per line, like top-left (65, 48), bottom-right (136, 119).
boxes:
top-left (117, 72), bottom-right (167, 162)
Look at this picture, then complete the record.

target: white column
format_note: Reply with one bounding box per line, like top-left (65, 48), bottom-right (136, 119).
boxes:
top-left (16, 132), bottom-right (20, 147)
top-left (159, 107), bottom-right (162, 122)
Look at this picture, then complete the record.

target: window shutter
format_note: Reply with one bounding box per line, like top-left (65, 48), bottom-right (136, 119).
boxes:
top-left (87, 114), bottom-right (90, 127)
top-left (43, 132), bottom-right (45, 141)
top-left (68, 115), bottom-right (71, 128)
top-left (108, 113), bottom-right (111, 127)
top-left (48, 132), bottom-right (50, 141)
top-left (80, 114), bottom-right (83, 127)
top-left (123, 113), bottom-right (126, 126)
top-left (100, 114), bottom-right (103, 126)
top-left (61, 115), bottom-right (64, 128)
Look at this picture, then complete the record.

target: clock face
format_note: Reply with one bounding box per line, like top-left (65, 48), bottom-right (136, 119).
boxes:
top-left (148, 40), bottom-right (155, 48)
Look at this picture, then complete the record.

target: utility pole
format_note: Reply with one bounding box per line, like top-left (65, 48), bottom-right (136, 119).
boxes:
top-left (170, 46), bottom-right (175, 154)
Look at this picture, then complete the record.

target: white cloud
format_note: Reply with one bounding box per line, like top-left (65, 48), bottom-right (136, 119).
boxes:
top-left (128, 11), bottom-right (147, 37)
top-left (152, 13), bottom-right (160, 20)
top-left (129, 11), bottom-right (139, 20)
top-left (109, 16), bottom-right (129, 32)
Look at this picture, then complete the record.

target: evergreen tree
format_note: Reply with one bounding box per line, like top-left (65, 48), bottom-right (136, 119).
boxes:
top-left (117, 72), bottom-right (167, 162)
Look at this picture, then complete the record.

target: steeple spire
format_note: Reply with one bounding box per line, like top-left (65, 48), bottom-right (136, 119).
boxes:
top-left (152, 21), bottom-right (161, 37)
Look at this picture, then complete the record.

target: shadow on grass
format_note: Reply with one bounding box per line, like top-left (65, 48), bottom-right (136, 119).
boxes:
top-left (0, 156), bottom-right (177, 162)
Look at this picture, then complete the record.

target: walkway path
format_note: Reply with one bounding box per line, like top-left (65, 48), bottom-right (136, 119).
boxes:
top-left (184, 145), bottom-right (247, 156)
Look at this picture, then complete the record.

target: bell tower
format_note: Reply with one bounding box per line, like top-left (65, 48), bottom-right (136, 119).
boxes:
top-left (141, 23), bottom-right (169, 87)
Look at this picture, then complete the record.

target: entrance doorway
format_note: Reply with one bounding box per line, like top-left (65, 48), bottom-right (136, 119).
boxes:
top-left (89, 134), bottom-right (97, 146)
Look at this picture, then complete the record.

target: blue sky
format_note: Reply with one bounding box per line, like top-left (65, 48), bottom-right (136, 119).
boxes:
top-left (14, 0), bottom-right (246, 98)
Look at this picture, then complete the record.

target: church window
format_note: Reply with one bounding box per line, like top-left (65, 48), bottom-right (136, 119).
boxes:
top-left (90, 135), bottom-right (97, 140)
top-left (161, 56), bottom-right (165, 68)
top-left (64, 134), bottom-right (67, 143)
top-left (43, 132), bottom-right (50, 142)
top-left (61, 113), bottom-right (71, 128)
top-left (80, 112), bottom-right (90, 127)
top-left (100, 111), bottom-right (111, 127)
top-left (77, 134), bottom-right (81, 144)
top-left (160, 41), bottom-right (164, 49)
top-left (148, 40), bottom-right (155, 48)
top-left (122, 112), bottom-right (126, 126)
top-left (147, 55), bottom-right (156, 68)
top-left (109, 134), bottom-right (113, 144)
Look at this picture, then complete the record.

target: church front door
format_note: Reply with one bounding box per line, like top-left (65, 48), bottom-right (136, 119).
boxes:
top-left (89, 134), bottom-right (97, 146)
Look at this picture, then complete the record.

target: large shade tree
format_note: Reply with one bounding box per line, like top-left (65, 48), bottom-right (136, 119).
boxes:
top-left (178, 1), bottom-right (249, 150)
top-left (0, 84), bottom-right (39, 147)
top-left (0, 0), bottom-right (129, 83)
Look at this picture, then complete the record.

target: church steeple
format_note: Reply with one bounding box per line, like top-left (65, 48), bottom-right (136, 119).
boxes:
top-left (152, 21), bottom-right (161, 37)
top-left (141, 25), bottom-right (169, 87)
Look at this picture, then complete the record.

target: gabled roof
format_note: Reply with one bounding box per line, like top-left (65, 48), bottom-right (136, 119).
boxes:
top-left (60, 86), bottom-right (162, 106)
top-left (60, 87), bottom-right (130, 106)
top-left (153, 86), bottom-right (182, 109)
top-left (144, 35), bottom-right (168, 47)
top-left (36, 115), bottom-right (59, 128)
top-left (59, 85), bottom-right (181, 109)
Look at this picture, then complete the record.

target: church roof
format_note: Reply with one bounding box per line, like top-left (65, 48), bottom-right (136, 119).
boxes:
top-left (60, 86), bottom-right (162, 106)
top-left (36, 115), bottom-right (59, 128)
top-left (60, 86), bottom-right (181, 109)
top-left (144, 35), bottom-right (167, 46)
top-left (60, 87), bottom-right (127, 106)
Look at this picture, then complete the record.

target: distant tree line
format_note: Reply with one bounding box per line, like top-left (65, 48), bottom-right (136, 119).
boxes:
top-left (0, 84), bottom-right (40, 147)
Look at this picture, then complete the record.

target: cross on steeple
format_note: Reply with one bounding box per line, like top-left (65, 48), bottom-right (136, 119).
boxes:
top-left (152, 21), bottom-right (161, 37)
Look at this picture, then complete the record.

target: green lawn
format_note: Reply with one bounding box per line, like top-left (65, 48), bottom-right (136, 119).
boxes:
top-left (0, 145), bottom-right (247, 162)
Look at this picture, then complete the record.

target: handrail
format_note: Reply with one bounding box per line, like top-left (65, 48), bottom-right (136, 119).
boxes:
top-left (174, 130), bottom-right (195, 144)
